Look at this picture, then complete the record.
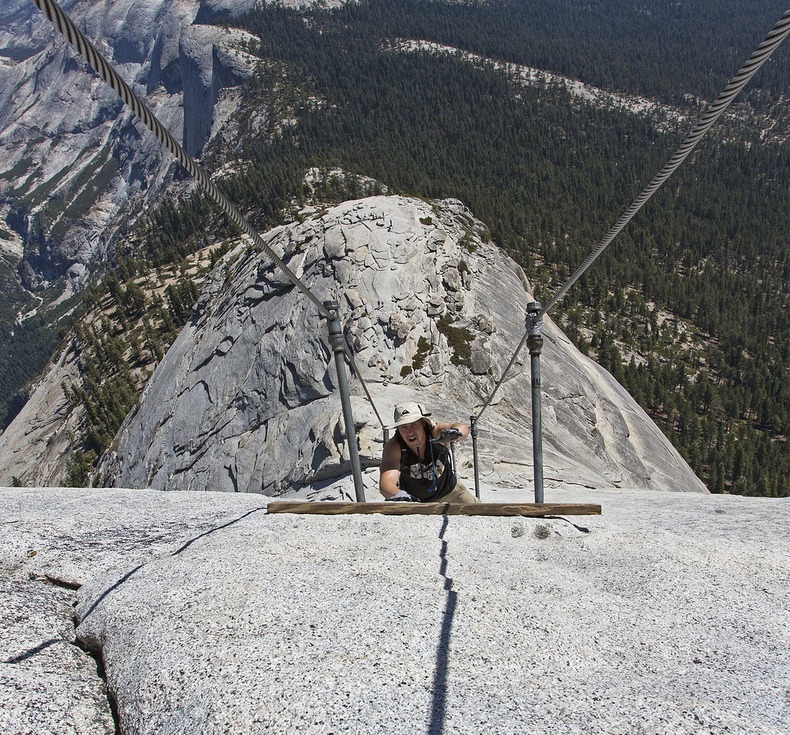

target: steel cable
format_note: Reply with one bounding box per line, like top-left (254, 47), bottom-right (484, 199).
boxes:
top-left (32, 0), bottom-right (394, 463)
top-left (30, 0), bottom-right (332, 320)
top-left (475, 9), bottom-right (790, 423)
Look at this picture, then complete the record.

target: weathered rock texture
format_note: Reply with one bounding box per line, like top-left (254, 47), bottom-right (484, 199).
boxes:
top-left (1, 485), bottom-right (787, 734)
top-left (1, 575), bottom-right (115, 735)
top-left (97, 195), bottom-right (707, 495)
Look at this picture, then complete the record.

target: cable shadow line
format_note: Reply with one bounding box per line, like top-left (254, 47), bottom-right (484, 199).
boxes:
top-left (80, 506), bottom-right (268, 624)
top-left (79, 564), bottom-right (145, 623)
top-left (170, 506), bottom-right (268, 556)
top-left (543, 515), bottom-right (591, 534)
top-left (428, 514), bottom-right (457, 735)
top-left (3, 638), bottom-right (61, 664)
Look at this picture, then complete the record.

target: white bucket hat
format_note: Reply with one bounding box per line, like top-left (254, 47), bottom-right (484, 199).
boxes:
top-left (384, 402), bottom-right (432, 430)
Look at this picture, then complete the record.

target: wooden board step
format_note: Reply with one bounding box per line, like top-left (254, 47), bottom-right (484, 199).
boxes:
top-left (267, 501), bottom-right (601, 516)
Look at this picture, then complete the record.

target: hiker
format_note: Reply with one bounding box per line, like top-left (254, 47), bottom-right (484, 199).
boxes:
top-left (379, 402), bottom-right (480, 504)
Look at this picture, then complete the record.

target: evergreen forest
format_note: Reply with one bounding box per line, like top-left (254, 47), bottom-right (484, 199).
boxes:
top-left (2, 0), bottom-right (787, 495)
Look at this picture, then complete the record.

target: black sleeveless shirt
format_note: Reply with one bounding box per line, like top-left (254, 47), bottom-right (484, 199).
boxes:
top-left (396, 433), bottom-right (456, 501)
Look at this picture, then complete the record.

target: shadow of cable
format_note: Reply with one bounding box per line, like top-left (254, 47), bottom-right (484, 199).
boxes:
top-left (170, 506), bottom-right (267, 556)
top-left (543, 515), bottom-right (591, 534)
top-left (79, 564), bottom-right (145, 623)
top-left (81, 506), bottom-right (268, 623)
top-left (3, 637), bottom-right (61, 664)
top-left (428, 515), bottom-right (456, 735)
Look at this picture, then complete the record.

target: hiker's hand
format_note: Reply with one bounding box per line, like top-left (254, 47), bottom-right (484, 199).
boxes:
top-left (437, 428), bottom-right (462, 442)
top-left (385, 490), bottom-right (418, 502)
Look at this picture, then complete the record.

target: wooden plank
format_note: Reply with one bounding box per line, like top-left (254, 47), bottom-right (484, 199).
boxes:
top-left (266, 501), bottom-right (601, 516)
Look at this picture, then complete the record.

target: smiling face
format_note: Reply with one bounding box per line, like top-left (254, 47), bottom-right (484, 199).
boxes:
top-left (397, 419), bottom-right (428, 455)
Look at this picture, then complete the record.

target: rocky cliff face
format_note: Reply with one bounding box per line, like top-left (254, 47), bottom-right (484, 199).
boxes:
top-left (97, 194), bottom-right (707, 496)
top-left (0, 0), bottom-right (258, 292)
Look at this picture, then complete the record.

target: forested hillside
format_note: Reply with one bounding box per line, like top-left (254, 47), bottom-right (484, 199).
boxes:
top-left (3, 0), bottom-right (787, 495)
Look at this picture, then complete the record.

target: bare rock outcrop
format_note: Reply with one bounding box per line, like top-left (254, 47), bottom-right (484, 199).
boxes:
top-left (1, 486), bottom-right (787, 734)
top-left (97, 194), bottom-right (707, 496)
top-left (0, 341), bottom-right (83, 487)
top-left (180, 23), bottom-right (258, 157)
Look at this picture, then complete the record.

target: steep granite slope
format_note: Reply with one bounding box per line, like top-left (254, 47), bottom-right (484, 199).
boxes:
top-left (97, 194), bottom-right (706, 495)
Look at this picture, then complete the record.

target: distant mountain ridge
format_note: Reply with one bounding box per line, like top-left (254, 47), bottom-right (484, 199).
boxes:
top-left (0, 0), bottom-right (261, 293)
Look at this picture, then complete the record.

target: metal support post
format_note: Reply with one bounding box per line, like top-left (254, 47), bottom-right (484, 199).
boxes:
top-left (470, 415), bottom-right (481, 499)
top-left (324, 300), bottom-right (366, 502)
top-left (526, 302), bottom-right (545, 504)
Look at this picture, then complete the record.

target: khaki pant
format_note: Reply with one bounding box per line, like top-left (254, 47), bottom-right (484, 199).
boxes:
top-left (433, 480), bottom-right (480, 504)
